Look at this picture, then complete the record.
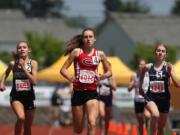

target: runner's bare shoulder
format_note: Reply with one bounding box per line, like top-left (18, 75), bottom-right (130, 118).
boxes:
top-left (97, 50), bottom-right (106, 61)
top-left (71, 48), bottom-right (81, 57)
top-left (146, 63), bottom-right (153, 71)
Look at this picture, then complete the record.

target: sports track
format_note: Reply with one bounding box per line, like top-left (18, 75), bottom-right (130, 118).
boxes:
top-left (0, 125), bottom-right (118, 135)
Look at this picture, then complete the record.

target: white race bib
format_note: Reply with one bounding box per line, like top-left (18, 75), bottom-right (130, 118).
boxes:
top-left (15, 80), bottom-right (31, 91)
top-left (79, 70), bottom-right (95, 84)
top-left (150, 81), bottom-right (165, 93)
top-left (92, 56), bottom-right (99, 65)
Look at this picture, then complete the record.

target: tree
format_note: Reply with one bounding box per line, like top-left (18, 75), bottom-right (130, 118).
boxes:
top-left (21, 0), bottom-right (64, 17)
top-left (0, 51), bottom-right (13, 64)
top-left (0, 32), bottom-right (65, 69)
top-left (129, 42), bottom-right (178, 70)
top-left (0, 0), bottom-right (21, 8)
top-left (25, 32), bottom-right (65, 69)
top-left (172, 1), bottom-right (180, 15)
top-left (104, 0), bottom-right (122, 11)
top-left (104, 0), bottom-right (149, 13)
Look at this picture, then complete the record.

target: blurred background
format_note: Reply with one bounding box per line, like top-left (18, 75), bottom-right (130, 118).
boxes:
top-left (0, 0), bottom-right (180, 134)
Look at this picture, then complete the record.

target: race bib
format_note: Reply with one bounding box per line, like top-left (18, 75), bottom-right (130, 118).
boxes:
top-left (79, 70), bottom-right (95, 84)
top-left (92, 56), bottom-right (99, 65)
top-left (150, 81), bottom-right (165, 93)
top-left (15, 80), bottom-right (31, 91)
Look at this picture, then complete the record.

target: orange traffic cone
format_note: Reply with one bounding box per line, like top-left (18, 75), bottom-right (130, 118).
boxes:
top-left (123, 122), bottom-right (129, 135)
top-left (143, 127), bottom-right (148, 135)
top-left (117, 121), bottom-right (123, 135)
top-left (108, 120), bottom-right (117, 133)
top-left (171, 131), bottom-right (177, 135)
top-left (130, 124), bottom-right (138, 135)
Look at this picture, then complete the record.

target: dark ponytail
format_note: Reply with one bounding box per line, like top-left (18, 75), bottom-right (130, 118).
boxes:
top-left (64, 34), bottom-right (83, 56)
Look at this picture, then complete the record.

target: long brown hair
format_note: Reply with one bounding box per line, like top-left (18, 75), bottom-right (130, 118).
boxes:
top-left (64, 28), bottom-right (96, 56)
top-left (64, 34), bottom-right (83, 56)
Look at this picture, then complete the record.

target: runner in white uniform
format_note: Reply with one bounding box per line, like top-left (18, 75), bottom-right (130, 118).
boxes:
top-left (98, 63), bottom-right (116, 135)
top-left (128, 58), bottom-right (151, 135)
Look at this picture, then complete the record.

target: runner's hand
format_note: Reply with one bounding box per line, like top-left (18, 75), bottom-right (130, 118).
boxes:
top-left (99, 74), bottom-right (106, 80)
top-left (0, 83), bottom-right (6, 92)
top-left (139, 88), bottom-right (145, 96)
top-left (19, 58), bottom-right (25, 68)
top-left (69, 76), bottom-right (75, 83)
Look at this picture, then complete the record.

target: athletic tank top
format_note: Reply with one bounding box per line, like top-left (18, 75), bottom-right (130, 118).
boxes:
top-left (73, 49), bottom-right (99, 91)
top-left (147, 63), bottom-right (170, 100)
top-left (133, 72), bottom-right (149, 102)
top-left (10, 59), bottom-right (35, 100)
top-left (98, 77), bottom-right (113, 96)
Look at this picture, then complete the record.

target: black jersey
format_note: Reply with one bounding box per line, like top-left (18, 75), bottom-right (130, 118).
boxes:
top-left (10, 59), bottom-right (35, 100)
top-left (146, 63), bottom-right (170, 100)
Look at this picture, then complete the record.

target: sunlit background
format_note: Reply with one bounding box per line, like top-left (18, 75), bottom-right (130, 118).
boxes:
top-left (0, 0), bottom-right (180, 134)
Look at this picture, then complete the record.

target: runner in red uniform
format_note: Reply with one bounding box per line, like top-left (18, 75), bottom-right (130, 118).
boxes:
top-left (60, 28), bottom-right (112, 135)
top-left (73, 48), bottom-right (99, 91)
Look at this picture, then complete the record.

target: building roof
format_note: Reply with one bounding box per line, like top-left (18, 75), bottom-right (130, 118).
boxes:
top-left (0, 10), bottom-right (80, 42)
top-left (110, 13), bottom-right (180, 46)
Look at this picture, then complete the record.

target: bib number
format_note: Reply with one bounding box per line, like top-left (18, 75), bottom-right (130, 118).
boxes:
top-left (92, 56), bottom-right (99, 65)
top-left (15, 80), bottom-right (31, 91)
top-left (150, 81), bottom-right (165, 93)
top-left (79, 70), bottom-right (95, 84)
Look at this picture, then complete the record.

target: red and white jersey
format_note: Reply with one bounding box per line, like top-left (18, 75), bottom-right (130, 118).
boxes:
top-left (73, 49), bottom-right (100, 91)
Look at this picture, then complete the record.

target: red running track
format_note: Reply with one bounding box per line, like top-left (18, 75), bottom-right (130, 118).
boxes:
top-left (0, 125), bottom-right (118, 135)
